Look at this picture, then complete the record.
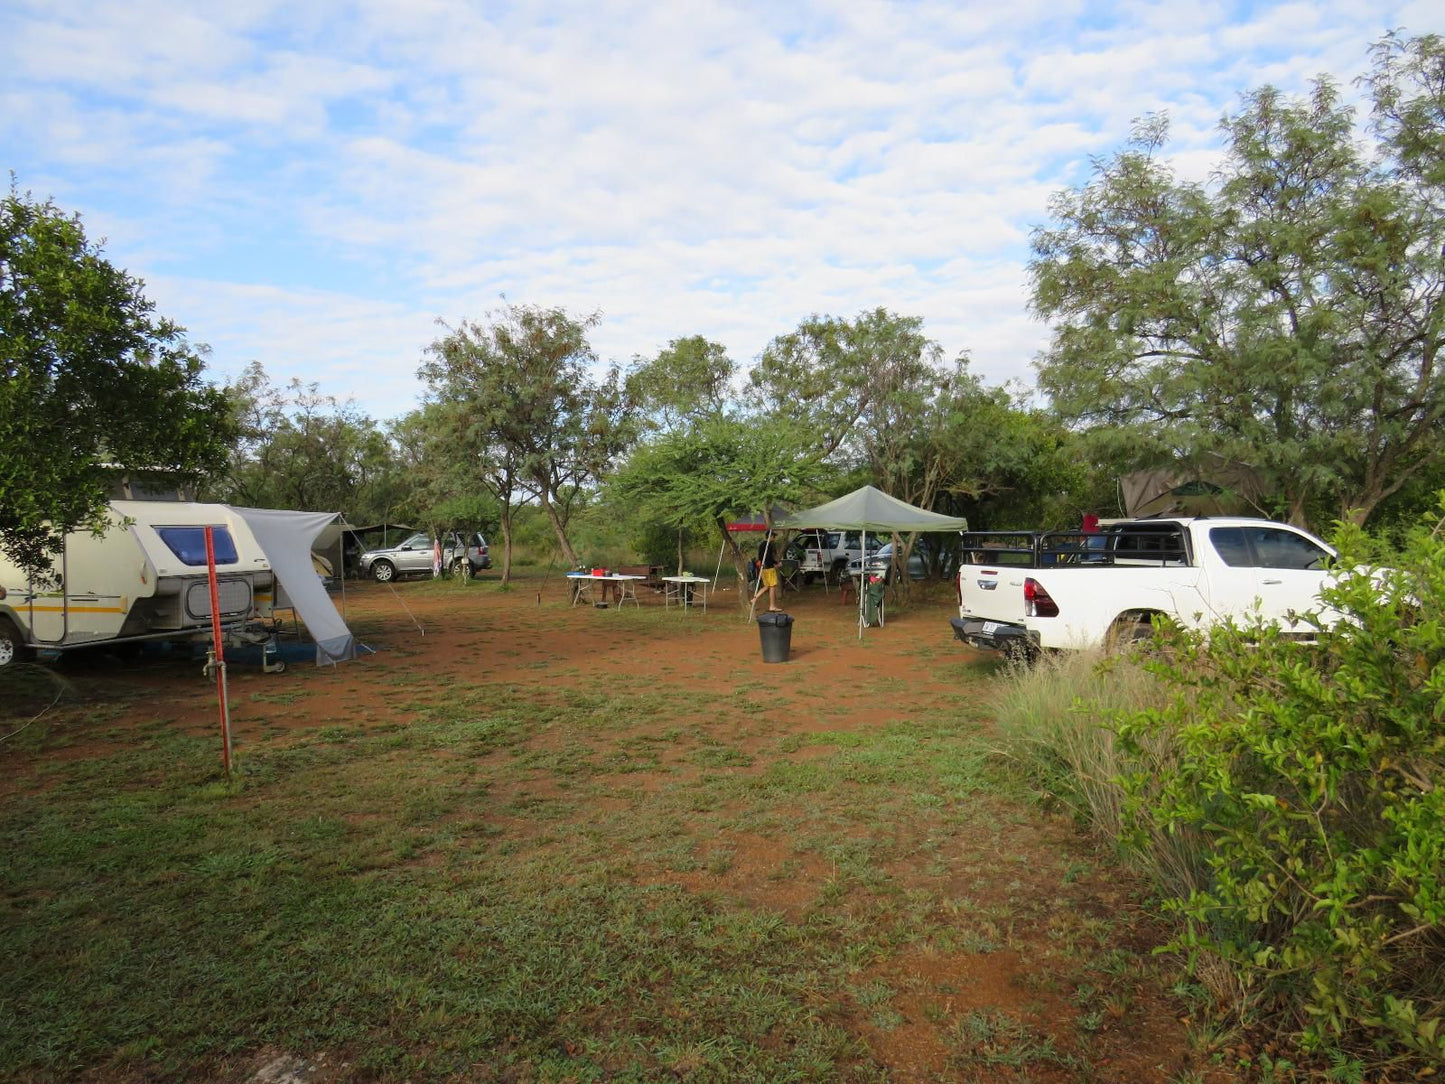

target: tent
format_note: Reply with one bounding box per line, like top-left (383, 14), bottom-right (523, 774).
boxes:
top-left (228, 507), bottom-right (357, 665)
top-left (778, 485), bottom-right (969, 637)
top-left (1119, 452), bottom-right (1267, 519)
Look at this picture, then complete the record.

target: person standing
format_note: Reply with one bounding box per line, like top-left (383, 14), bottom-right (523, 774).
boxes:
top-left (751, 530), bottom-right (782, 613)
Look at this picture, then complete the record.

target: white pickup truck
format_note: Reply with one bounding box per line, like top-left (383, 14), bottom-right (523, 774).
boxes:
top-left (951, 518), bottom-right (1339, 658)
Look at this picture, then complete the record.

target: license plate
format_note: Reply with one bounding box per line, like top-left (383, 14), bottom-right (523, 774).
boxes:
top-left (981, 621), bottom-right (1001, 635)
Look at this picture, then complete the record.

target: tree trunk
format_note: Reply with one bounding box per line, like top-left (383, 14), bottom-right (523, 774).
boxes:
top-left (718, 522), bottom-right (752, 610)
top-left (1287, 491), bottom-right (1310, 528)
top-left (499, 507), bottom-right (514, 586)
top-left (537, 489), bottom-right (579, 566)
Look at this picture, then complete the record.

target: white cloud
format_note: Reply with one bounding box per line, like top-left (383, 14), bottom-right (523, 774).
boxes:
top-left (2, 0), bottom-right (1431, 422)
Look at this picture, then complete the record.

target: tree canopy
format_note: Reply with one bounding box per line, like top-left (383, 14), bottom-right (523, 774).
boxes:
top-left (1030, 37), bottom-right (1445, 528)
top-left (208, 362), bottom-right (398, 521)
top-left (0, 185), bottom-right (233, 577)
top-left (418, 303), bottom-right (635, 570)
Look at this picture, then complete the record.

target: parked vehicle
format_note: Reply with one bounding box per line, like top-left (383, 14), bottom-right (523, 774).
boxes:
top-left (951, 530), bottom-right (1049, 656)
top-left (786, 530), bottom-right (881, 583)
top-left (448, 532), bottom-right (491, 575)
top-left (0, 501), bottom-right (277, 670)
top-left (847, 538), bottom-right (956, 581)
top-left (952, 518), bottom-right (1341, 658)
top-left (359, 530), bottom-right (490, 582)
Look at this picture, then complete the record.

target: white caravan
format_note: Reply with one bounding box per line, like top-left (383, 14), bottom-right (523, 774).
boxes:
top-left (0, 501), bottom-right (277, 669)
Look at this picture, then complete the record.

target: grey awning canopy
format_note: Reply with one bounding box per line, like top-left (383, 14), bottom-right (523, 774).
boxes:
top-left (777, 485), bottom-right (968, 533)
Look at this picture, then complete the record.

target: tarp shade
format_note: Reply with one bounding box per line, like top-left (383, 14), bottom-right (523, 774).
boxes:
top-left (228, 507), bottom-right (357, 665)
top-left (312, 519), bottom-right (367, 553)
top-left (778, 485), bottom-right (969, 532)
top-left (725, 506), bottom-right (792, 532)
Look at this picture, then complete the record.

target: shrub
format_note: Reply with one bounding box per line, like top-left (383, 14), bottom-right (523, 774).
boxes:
top-left (1115, 498), bottom-right (1445, 1067)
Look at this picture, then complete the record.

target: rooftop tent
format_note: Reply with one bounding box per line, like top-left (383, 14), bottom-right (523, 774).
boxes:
top-left (778, 485), bottom-right (968, 638)
top-left (227, 507), bottom-right (357, 665)
top-left (1120, 454), bottom-right (1267, 519)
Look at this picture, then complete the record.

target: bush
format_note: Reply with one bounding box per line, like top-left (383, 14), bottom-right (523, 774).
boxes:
top-left (1115, 498), bottom-right (1445, 1067)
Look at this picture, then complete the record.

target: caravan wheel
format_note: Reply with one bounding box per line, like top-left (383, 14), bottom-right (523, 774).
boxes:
top-left (0, 618), bottom-right (33, 670)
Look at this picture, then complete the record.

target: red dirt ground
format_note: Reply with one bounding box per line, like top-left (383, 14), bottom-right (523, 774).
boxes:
top-left (3, 574), bottom-right (1235, 1083)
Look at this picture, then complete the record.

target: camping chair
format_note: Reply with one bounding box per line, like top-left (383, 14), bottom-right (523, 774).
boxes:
top-left (862, 574), bottom-right (887, 629)
top-left (778, 558), bottom-right (802, 592)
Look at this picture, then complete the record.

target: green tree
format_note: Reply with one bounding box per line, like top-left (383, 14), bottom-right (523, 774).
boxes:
top-left (626, 335), bottom-right (735, 433)
top-left (392, 400), bottom-right (524, 581)
top-left (934, 386), bottom-right (1108, 531)
top-left (749, 308), bottom-right (935, 462)
top-left (608, 417), bottom-right (829, 597)
top-left (210, 362), bottom-right (397, 520)
top-left (1031, 35), bottom-right (1445, 529)
top-left (419, 303), bottom-right (636, 570)
top-left (622, 336), bottom-right (737, 567)
top-left (0, 184), bottom-right (233, 577)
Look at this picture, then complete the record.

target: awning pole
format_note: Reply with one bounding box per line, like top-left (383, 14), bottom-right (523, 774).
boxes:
top-left (337, 513), bottom-right (347, 621)
top-left (858, 529), bottom-right (867, 639)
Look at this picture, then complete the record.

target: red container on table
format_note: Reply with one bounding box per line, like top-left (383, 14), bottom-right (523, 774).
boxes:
top-left (592, 568), bottom-right (605, 576)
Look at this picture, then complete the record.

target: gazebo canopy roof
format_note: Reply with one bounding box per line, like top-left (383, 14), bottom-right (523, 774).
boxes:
top-left (777, 485), bottom-right (968, 533)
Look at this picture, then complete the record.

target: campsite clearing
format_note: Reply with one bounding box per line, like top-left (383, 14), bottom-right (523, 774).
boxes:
top-left (1, 577), bottom-right (1230, 1083)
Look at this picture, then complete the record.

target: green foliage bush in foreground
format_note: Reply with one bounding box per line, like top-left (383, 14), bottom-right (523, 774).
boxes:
top-left (995, 497), bottom-right (1445, 1072)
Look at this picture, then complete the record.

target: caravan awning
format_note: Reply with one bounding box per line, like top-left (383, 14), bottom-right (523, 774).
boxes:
top-left (228, 507), bottom-right (357, 666)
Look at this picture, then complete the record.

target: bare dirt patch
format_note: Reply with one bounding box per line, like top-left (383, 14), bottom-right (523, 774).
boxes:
top-left (3, 575), bottom-right (1228, 1082)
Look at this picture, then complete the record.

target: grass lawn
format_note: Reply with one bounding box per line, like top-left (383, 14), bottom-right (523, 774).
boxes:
top-left (0, 576), bottom-right (1220, 1082)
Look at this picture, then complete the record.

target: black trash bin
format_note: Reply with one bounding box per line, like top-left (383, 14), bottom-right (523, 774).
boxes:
top-left (757, 611), bottom-right (794, 663)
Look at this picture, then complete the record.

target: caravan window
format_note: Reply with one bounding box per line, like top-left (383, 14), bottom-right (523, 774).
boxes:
top-left (156, 526), bottom-right (240, 566)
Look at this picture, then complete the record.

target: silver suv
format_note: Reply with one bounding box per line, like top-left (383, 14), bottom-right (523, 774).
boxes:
top-left (359, 531), bottom-right (490, 582)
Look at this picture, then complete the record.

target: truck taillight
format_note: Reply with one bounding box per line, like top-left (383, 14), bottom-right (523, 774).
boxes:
top-left (1024, 578), bottom-right (1058, 618)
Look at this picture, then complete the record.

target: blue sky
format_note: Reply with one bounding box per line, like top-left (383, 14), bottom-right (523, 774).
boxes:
top-left (3, 0), bottom-right (1434, 421)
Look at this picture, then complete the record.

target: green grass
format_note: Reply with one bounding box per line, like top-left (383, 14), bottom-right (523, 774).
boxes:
top-left (1, 641), bottom-right (1183, 1081)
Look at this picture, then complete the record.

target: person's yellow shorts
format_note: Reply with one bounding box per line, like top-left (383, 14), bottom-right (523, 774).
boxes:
top-left (760, 567), bottom-right (779, 588)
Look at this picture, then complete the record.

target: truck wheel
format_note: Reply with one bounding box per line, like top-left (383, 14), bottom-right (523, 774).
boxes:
top-left (372, 560), bottom-right (396, 583)
top-left (451, 557), bottom-right (471, 580)
top-left (0, 618), bottom-right (33, 670)
top-left (1106, 615), bottom-right (1154, 652)
top-left (1001, 640), bottom-right (1039, 667)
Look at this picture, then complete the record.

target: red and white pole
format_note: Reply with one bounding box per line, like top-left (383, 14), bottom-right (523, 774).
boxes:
top-left (205, 526), bottom-right (232, 775)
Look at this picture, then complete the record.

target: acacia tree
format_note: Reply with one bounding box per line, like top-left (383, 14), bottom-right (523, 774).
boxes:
top-left (608, 416), bottom-right (830, 600)
top-left (1030, 35), bottom-right (1445, 528)
top-left (626, 335), bottom-right (736, 434)
top-left (620, 336), bottom-right (737, 566)
top-left (211, 362), bottom-right (396, 518)
top-left (748, 308), bottom-right (935, 462)
top-left (0, 185), bottom-right (233, 577)
top-left (390, 401), bottom-right (521, 580)
top-left (419, 303), bottom-right (634, 568)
